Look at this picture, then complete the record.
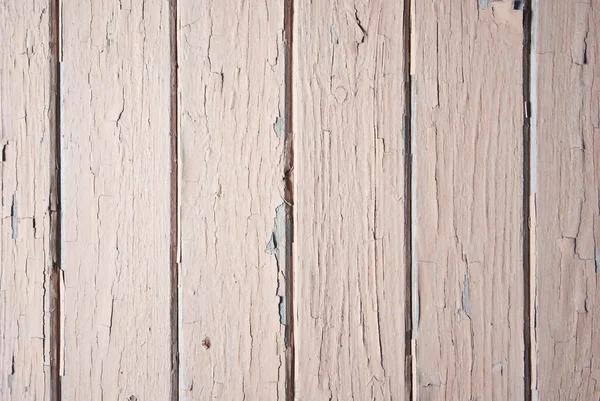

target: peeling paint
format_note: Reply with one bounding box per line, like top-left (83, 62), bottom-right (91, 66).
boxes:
top-left (273, 116), bottom-right (285, 139)
top-left (7, 355), bottom-right (15, 392)
top-left (11, 195), bottom-right (19, 240)
top-left (462, 271), bottom-right (471, 318)
top-left (478, 0), bottom-right (493, 10)
top-left (595, 248), bottom-right (600, 273)
top-left (266, 203), bottom-right (290, 328)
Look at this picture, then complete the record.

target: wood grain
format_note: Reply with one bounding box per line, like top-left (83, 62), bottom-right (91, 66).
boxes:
top-left (535, 0), bottom-right (600, 398)
top-left (178, 1), bottom-right (288, 399)
top-left (414, 1), bottom-right (525, 399)
top-left (0, 1), bottom-right (54, 399)
top-left (60, 1), bottom-right (172, 399)
top-left (293, 1), bottom-right (408, 399)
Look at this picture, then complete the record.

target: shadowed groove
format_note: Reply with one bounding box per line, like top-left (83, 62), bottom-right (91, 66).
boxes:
top-left (50, 0), bottom-right (62, 400)
top-left (522, 0), bottom-right (536, 399)
top-left (403, 0), bottom-right (415, 399)
top-left (284, 0), bottom-right (295, 400)
top-left (169, 0), bottom-right (180, 400)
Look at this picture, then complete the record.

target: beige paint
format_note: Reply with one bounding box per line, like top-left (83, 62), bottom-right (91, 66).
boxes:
top-left (0, 1), bottom-right (54, 399)
top-left (2, 0), bottom-right (600, 400)
top-left (536, 0), bottom-right (600, 399)
top-left (178, 0), bottom-right (288, 400)
top-left (293, 1), bottom-right (408, 399)
top-left (414, 1), bottom-right (525, 399)
top-left (60, 1), bottom-right (172, 399)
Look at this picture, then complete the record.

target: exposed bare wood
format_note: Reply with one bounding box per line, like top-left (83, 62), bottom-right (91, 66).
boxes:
top-left (178, 0), bottom-right (288, 399)
top-left (535, 0), bottom-right (600, 398)
top-left (414, 1), bottom-right (525, 399)
top-left (60, 1), bottom-right (172, 399)
top-left (0, 1), bottom-right (54, 399)
top-left (293, 1), bottom-right (408, 399)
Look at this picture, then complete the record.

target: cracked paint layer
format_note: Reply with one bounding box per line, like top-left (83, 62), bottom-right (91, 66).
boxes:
top-left (415, 1), bottom-right (525, 400)
top-left (536, 0), bottom-right (600, 399)
top-left (294, 1), bottom-right (408, 399)
top-left (0, 1), bottom-right (54, 399)
top-left (178, 1), bottom-right (288, 399)
top-left (60, 1), bottom-right (172, 399)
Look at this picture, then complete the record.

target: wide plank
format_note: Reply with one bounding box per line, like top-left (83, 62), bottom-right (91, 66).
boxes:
top-left (0, 1), bottom-right (54, 399)
top-left (178, 0), bottom-right (289, 399)
top-left (535, 0), bottom-right (600, 398)
top-left (60, 1), bottom-right (172, 399)
top-left (293, 1), bottom-right (408, 399)
top-left (414, 1), bottom-right (525, 399)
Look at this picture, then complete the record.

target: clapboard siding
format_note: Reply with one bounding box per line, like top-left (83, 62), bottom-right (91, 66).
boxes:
top-left (535, 0), bottom-right (600, 399)
top-left (293, 1), bottom-right (408, 399)
top-left (414, 1), bottom-right (525, 399)
top-left (178, 0), bottom-right (288, 399)
top-left (0, 1), bottom-right (54, 399)
top-left (60, 1), bottom-right (172, 399)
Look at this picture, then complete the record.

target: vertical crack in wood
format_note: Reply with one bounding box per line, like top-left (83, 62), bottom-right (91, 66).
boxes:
top-left (170, 0), bottom-right (180, 400)
top-left (403, 0), bottom-right (415, 399)
top-left (284, 0), bottom-right (295, 399)
top-left (522, 0), bottom-right (537, 399)
top-left (50, 0), bottom-right (62, 400)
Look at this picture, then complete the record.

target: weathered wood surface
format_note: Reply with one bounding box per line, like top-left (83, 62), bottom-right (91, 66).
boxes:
top-left (535, 0), bottom-right (600, 399)
top-left (414, 1), bottom-right (525, 399)
top-left (60, 1), bottom-right (172, 399)
top-left (4, 0), bottom-right (600, 400)
top-left (0, 1), bottom-right (53, 399)
top-left (178, 1), bottom-right (288, 399)
top-left (293, 1), bottom-right (408, 399)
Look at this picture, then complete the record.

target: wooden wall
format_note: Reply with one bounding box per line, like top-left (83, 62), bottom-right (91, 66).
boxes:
top-left (0, 0), bottom-right (598, 400)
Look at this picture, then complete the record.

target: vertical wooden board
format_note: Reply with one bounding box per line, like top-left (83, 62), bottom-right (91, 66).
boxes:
top-left (178, 1), bottom-right (287, 399)
top-left (293, 1), bottom-right (407, 399)
top-left (536, 1), bottom-right (600, 399)
top-left (0, 1), bottom-right (53, 399)
top-left (414, 1), bottom-right (524, 399)
top-left (60, 1), bottom-right (172, 399)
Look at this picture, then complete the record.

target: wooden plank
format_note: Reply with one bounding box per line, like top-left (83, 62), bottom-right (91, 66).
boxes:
top-left (0, 1), bottom-right (54, 399)
top-left (60, 1), bottom-right (172, 399)
top-left (178, 1), bottom-right (288, 399)
top-left (293, 1), bottom-right (408, 399)
top-left (535, 0), bottom-right (600, 398)
top-left (414, 1), bottom-right (525, 399)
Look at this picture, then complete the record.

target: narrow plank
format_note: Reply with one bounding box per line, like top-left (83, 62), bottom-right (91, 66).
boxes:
top-left (536, 0), bottom-right (600, 398)
top-left (60, 1), bottom-right (172, 399)
top-left (0, 1), bottom-right (54, 399)
top-left (178, 1), bottom-right (288, 399)
top-left (293, 1), bottom-right (408, 399)
top-left (414, 1), bottom-right (524, 399)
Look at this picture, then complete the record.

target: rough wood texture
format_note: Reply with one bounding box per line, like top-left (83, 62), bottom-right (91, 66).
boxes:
top-left (293, 1), bottom-right (408, 399)
top-left (536, 0), bottom-right (600, 399)
top-left (178, 1), bottom-right (288, 399)
top-left (60, 1), bottom-right (172, 399)
top-left (414, 1), bottom-right (524, 399)
top-left (0, 1), bottom-right (53, 399)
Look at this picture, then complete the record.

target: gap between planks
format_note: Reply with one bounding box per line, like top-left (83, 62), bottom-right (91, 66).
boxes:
top-left (524, 0), bottom-right (539, 399)
top-left (404, 0), bottom-right (417, 400)
top-left (50, 0), bottom-right (62, 400)
top-left (284, 0), bottom-right (296, 400)
top-left (170, 0), bottom-right (181, 400)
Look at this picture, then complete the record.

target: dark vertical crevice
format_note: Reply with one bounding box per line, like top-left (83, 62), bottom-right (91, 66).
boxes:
top-left (522, 1), bottom-right (534, 400)
top-left (49, 0), bottom-right (62, 400)
top-left (403, 0), bottom-right (415, 400)
top-left (169, 1), bottom-right (180, 400)
top-left (283, 0), bottom-right (295, 400)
